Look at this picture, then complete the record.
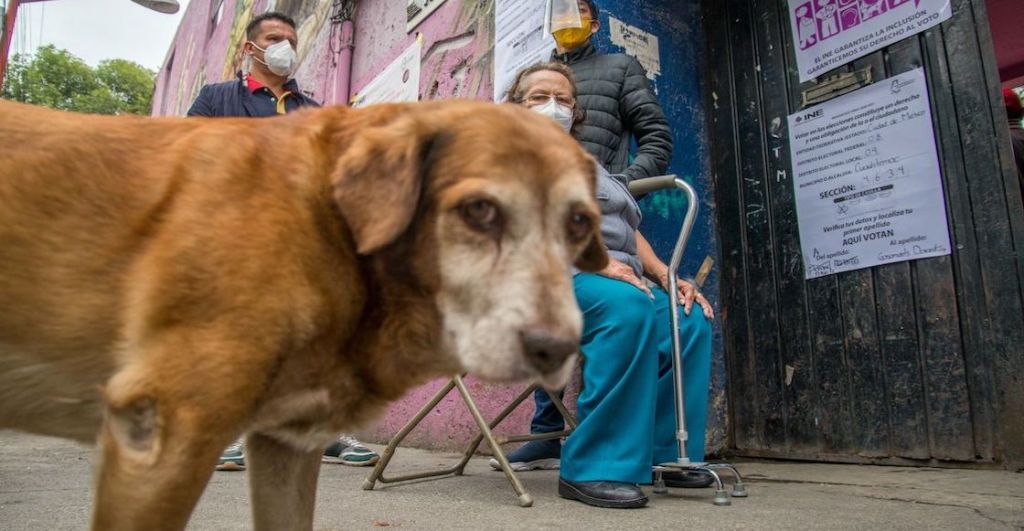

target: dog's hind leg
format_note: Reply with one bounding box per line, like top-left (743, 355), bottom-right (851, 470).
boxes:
top-left (247, 432), bottom-right (323, 531)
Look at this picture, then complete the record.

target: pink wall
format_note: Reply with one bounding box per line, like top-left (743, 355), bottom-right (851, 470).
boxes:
top-left (152, 0), bottom-right (342, 116)
top-left (987, 0), bottom-right (1024, 88)
top-left (150, 0), bottom-right (578, 452)
top-left (152, 1), bottom-right (496, 114)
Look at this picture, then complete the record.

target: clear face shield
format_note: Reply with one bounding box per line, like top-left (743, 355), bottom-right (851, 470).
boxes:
top-left (547, 0), bottom-right (591, 50)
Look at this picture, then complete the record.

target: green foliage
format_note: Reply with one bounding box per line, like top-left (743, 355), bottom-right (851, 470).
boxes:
top-left (95, 59), bottom-right (157, 115)
top-left (2, 45), bottom-right (155, 115)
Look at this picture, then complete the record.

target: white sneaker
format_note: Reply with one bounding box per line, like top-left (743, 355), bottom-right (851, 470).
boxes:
top-left (322, 434), bottom-right (380, 466)
top-left (216, 439), bottom-right (246, 471)
top-left (487, 440), bottom-right (561, 471)
top-left (488, 457), bottom-right (560, 471)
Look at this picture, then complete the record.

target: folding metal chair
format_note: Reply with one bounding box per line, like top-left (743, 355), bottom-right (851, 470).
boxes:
top-left (362, 175), bottom-right (748, 507)
top-left (361, 375), bottom-right (571, 507)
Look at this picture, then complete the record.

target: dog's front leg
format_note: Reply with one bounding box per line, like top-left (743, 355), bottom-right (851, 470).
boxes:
top-left (91, 393), bottom-right (238, 531)
top-left (247, 432), bottom-right (323, 531)
top-left (90, 336), bottom-right (273, 531)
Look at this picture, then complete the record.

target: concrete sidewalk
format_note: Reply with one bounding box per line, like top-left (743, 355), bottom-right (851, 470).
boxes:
top-left (1, 432), bottom-right (1021, 530)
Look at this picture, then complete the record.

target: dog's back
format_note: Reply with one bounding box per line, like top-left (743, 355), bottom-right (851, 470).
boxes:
top-left (0, 100), bottom-right (373, 445)
top-left (0, 102), bottom-right (173, 439)
top-left (0, 101), bottom-right (300, 440)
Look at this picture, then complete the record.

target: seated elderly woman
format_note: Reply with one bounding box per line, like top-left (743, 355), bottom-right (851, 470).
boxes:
top-left (492, 62), bottom-right (715, 509)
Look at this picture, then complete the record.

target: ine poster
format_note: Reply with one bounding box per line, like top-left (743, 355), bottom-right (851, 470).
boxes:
top-left (788, 0), bottom-right (952, 82)
top-left (494, 0), bottom-right (556, 101)
top-left (351, 37), bottom-right (422, 108)
top-left (788, 67), bottom-right (950, 279)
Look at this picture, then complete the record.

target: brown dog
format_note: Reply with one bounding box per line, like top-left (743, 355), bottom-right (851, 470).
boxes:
top-left (0, 99), bottom-right (607, 530)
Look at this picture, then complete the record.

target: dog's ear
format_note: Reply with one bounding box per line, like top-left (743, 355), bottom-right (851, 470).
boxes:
top-left (331, 117), bottom-right (444, 255)
top-left (574, 231), bottom-right (609, 272)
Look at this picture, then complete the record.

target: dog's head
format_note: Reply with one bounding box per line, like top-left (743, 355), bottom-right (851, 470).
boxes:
top-left (330, 101), bottom-right (607, 388)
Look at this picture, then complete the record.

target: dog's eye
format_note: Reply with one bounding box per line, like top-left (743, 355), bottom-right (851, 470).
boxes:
top-left (567, 212), bottom-right (594, 242)
top-left (459, 198), bottom-right (501, 233)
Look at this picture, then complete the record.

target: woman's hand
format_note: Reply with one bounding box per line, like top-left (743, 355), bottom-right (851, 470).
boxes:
top-left (658, 274), bottom-right (714, 320)
top-left (599, 258), bottom-right (653, 298)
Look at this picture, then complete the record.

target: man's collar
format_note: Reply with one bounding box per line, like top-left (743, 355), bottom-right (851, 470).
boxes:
top-left (238, 71), bottom-right (299, 94)
top-left (245, 74), bottom-right (265, 93)
top-left (551, 40), bottom-right (597, 64)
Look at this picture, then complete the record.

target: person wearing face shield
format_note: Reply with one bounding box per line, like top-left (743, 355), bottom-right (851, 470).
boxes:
top-left (185, 12), bottom-right (379, 473)
top-left (549, 0), bottom-right (673, 184)
top-left (187, 12), bottom-right (318, 117)
top-left (496, 62), bottom-right (714, 509)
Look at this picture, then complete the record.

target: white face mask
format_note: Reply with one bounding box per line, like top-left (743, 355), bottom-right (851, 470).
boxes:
top-left (530, 98), bottom-right (574, 133)
top-left (249, 40), bottom-right (297, 78)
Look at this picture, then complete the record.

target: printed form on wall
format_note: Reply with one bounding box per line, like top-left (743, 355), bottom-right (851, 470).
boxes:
top-left (608, 17), bottom-right (660, 80)
top-left (787, 0), bottom-right (952, 82)
top-left (788, 67), bottom-right (951, 279)
top-left (351, 36), bottom-right (422, 108)
top-left (493, 0), bottom-right (557, 102)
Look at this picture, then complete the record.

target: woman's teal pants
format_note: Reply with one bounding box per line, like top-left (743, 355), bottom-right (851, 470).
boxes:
top-left (558, 273), bottom-right (713, 484)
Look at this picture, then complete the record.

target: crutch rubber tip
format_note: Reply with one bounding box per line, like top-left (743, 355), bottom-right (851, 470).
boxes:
top-left (713, 489), bottom-right (732, 506)
top-left (731, 483), bottom-right (748, 497)
top-left (361, 479), bottom-right (376, 490)
top-left (653, 479), bottom-right (668, 494)
top-left (518, 493), bottom-right (533, 507)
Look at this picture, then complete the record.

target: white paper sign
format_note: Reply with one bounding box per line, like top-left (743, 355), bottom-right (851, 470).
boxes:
top-left (608, 17), bottom-right (660, 80)
top-left (788, 0), bottom-right (952, 82)
top-left (352, 38), bottom-right (421, 108)
top-left (493, 0), bottom-right (557, 102)
top-left (788, 67), bottom-right (950, 279)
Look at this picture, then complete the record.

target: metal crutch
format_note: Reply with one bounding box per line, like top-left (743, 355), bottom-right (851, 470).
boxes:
top-left (629, 175), bottom-right (749, 506)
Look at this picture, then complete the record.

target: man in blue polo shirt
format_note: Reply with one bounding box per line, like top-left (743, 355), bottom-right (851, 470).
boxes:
top-left (187, 11), bottom-right (379, 471)
top-left (188, 11), bottom-right (317, 117)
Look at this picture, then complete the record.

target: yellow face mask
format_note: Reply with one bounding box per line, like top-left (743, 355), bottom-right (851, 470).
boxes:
top-left (552, 17), bottom-right (592, 50)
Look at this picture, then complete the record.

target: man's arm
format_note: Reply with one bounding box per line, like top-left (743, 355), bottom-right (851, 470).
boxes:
top-left (619, 57), bottom-right (673, 182)
top-left (186, 85), bottom-right (215, 117)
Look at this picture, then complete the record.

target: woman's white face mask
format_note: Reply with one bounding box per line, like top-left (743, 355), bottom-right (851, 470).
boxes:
top-left (248, 40), bottom-right (298, 78)
top-left (530, 98), bottom-right (574, 133)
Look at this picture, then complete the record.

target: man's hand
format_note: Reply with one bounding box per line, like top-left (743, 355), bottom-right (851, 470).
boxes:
top-left (599, 258), bottom-right (653, 298)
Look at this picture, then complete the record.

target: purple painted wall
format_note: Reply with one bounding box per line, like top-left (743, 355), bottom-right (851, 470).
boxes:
top-left (151, 0), bottom-right (723, 456)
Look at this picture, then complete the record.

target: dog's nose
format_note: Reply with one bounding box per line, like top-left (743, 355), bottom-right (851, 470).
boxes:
top-left (520, 327), bottom-right (578, 374)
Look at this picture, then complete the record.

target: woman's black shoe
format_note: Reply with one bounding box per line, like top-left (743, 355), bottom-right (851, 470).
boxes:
top-left (558, 478), bottom-right (649, 508)
top-left (659, 470), bottom-right (715, 488)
